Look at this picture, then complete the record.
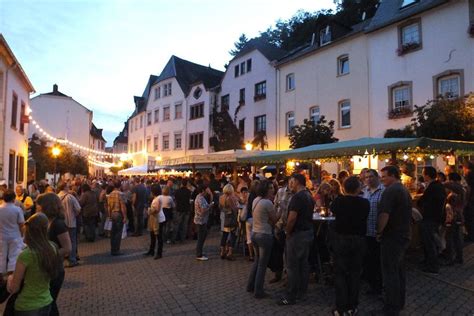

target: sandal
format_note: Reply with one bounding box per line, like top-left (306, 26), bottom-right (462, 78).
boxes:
top-left (277, 297), bottom-right (295, 306)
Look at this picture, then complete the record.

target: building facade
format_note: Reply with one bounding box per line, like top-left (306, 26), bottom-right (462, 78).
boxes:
top-left (0, 34), bottom-right (35, 188)
top-left (89, 123), bottom-right (107, 177)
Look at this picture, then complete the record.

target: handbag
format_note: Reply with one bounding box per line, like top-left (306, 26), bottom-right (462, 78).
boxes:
top-left (121, 223), bottom-right (128, 239)
top-left (224, 211), bottom-right (237, 228)
top-left (104, 218), bottom-right (112, 231)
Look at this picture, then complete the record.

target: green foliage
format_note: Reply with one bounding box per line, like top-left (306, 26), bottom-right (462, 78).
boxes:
top-left (251, 131), bottom-right (268, 151)
top-left (288, 116), bottom-right (338, 149)
top-left (109, 161), bottom-right (131, 175)
top-left (210, 107), bottom-right (243, 151)
top-left (229, 33), bottom-right (249, 56)
top-left (384, 126), bottom-right (415, 138)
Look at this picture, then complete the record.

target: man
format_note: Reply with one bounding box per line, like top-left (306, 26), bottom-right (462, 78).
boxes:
top-left (362, 169), bottom-right (384, 294)
top-left (0, 190), bottom-right (25, 276)
top-left (376, 165), bottom-right (412, 315)
top-left (131, 178), bottom-right (147, 236)
top-left (418, 166), bottom-right (446, 274)
top-left (107, 181), bottom-right (127, 256)
top-left (58, 182), bottom-right (81, 267)
top-left (270, 177), bottom-right (293, 283)
top-left (174, 178), bottom-right (192, 243)
top-left (15, 185), bottom-right (34, 220)
top-left (278, 173), bottom-right (314, 306)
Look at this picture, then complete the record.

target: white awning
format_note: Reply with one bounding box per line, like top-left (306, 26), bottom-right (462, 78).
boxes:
top-left (118, 165), bottom-right (151, 176)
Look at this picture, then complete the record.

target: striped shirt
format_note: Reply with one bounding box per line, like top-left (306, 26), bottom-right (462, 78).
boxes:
top-left (363, 184), bottom-right (385, 237)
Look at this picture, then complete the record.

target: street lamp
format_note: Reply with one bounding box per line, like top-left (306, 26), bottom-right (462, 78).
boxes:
top-left (52, 146), bottom-right (61, 188)
top-left (245, 142), bottom-right (253, 151)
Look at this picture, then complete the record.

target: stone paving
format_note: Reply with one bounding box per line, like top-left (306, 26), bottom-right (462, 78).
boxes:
top-left (2, 227), bottom-right (474, 315)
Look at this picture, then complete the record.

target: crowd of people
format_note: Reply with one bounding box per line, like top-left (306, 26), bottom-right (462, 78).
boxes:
top-left (0, 160), bottom-right (473, 315)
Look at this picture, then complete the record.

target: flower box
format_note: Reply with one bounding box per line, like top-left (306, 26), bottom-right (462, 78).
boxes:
top-left (397, 42), bottom-right (421, 56)
top-left (253, 94), bottom-right (266, 102)
top-left (388, 107), bottom-right (413, 119)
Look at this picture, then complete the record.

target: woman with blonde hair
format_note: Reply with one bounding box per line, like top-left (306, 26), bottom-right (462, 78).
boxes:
top-left (219, 183), bottom-right (239, 260)
top-left (156, 186), bottom-right (175, 246)
top-left (7, 213), bottom-right (61, 315)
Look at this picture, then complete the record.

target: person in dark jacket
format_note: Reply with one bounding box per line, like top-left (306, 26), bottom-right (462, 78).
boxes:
top-left (79, 183), bottom-right (99, 242)
top-left (417, 166), bottom-right (447, 274)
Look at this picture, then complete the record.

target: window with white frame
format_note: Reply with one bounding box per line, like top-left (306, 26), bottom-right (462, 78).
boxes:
top-left (310, 106), bottom-right (320, 124)
top-left (438, 75), bottom-right (461, 98)
top-left (153, 135), bottom-right (159, 151)
top-left (338, 55), bottom-right (350, 76)
top-left (162, 134), bottom-right (169, 150)
top-left (163, 83), bottom-right (172, 96)
top-left (174, 133), bottom-right (182, 149)
top-left (154, 109), bottom-right (159, 123)
top-left (339, 100), bottom-right (351, 128)
top-left (189, 132), bottom-right (204, 149)
top-left (147, 112), bottom-right (152, 126)
top-left (320, 26), bottom-right (331, 46)
top-left (190, 103), bottom-right (204, 119)
top-left (401, 0), bottom-right (418, 8)
top-left (286, 73), bottom-right (295, 91)
top-left (286, 112), bottom-right (295, 135)
top-left (254, 81), bottom-right (266, 100)
top-left (175, 103), bottom-right (182, 119)
top-left (154, 86), bottom-right (160, 100)
top-left (393, 86), bottom-right (411, 110)
top-left (401, 22), bottom-right (420, 46)
top-left (163, 106), bottom-right (170, 121)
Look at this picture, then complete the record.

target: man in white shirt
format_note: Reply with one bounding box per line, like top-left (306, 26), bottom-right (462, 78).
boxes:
top-left (57, 183), bottom-right (81, 267)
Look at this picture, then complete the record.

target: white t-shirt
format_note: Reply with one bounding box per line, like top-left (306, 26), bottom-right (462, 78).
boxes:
top-left (0, 202), bottom-right (25, 241)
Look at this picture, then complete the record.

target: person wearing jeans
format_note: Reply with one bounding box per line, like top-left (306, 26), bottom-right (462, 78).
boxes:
top-left (58, 183), bottom-right (81, 267)
top-left (107, 181), bottom-right (127, 256)
top-left (246, 180), bottom-right (280, 299)
top-left (194, 185), bottom-right (212, 261)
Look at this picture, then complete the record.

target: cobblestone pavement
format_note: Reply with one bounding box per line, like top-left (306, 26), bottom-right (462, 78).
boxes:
top-left (2, 227), bottom-right (474, 315)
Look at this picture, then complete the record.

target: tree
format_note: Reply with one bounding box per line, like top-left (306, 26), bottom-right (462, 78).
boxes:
top-left (288, 116), bottom-right (338, 149)
top-left (229, 33), bottom-right (249, 56)
top-left (384, 126), bottom-right (415, 138)
top-left (251, 131), bottom-right (268, 150)
top-left (209, 107), bottom-right (243, 151)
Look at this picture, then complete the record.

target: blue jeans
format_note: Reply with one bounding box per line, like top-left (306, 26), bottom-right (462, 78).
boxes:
top-left (133, 205), bottom-right (144, 235)
top-left (67, 228), bottom-right (77, 265)
top-left (247, 232), bottom-right (273, 297)
top-left (286, 229), bottom-right (313, 301)
top-left (111, 212), bottom-right (124, 254)
top-left (174, 212), bottom-right (189, 242)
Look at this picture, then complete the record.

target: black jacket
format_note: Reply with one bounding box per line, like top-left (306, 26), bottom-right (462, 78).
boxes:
top-left (418, 180), bottom-right (446, 223)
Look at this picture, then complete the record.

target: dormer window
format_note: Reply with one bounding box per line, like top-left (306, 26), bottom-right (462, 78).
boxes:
top-left (320, 26), bottom-right (331, 46)
top-left (401, 0), bottom-right (418, 9)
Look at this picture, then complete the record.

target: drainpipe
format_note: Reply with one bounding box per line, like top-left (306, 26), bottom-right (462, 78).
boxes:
top-left (366, 48), bottom-right (371, 137)
top-left (275, 66), bottom-right (280, 151)
top-left (1, 62), bottom-right (16, 181)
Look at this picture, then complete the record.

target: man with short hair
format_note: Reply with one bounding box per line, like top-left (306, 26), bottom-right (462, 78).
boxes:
top-left (131, 178), bottom-right (147, 236)
top-left (278, 173), bottom-right (314, 306)
top-left (108, 181), bottom-right (127, 256)
top-left (362, 169), bottom-right (384, 294)
top-left (418, 166), bottom-right (446, 274)
top-left (376, 166), bottom-right (412, 315)
top-left (174, 179), bottom-right (192, 243)
top-left (57, 182), bottom-right (81, 267)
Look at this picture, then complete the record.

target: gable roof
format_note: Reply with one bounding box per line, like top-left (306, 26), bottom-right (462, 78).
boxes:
top-left (231, 38), bottom-right (287, 63)
top-left (365, 0), bottom-right (449, 33)
top-left (0, 34), bottom-right (35, 93)
top-left (41, 84), bottom-right (69, 97)
top-left (129, 75), bottom-right (157, 119)
top-left (113, 122), bottom-right (128, 145)
top-left (90, 123), bottom-right (106, 143)
top-left (155, 55), bottom-right (224, 96)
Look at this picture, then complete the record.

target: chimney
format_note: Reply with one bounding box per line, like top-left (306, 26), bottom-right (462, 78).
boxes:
top-left (53, 84), bottom-right (58, 93)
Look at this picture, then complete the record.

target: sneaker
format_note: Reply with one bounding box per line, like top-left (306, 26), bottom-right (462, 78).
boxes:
top-left (196, 256), bottom-right (209, 261)
top-left (277, 297), bottom-right (295, 306)
top-left (65, 262), bottom-right (79, 268)
top-left (347, 308), bottom-right (359, 315)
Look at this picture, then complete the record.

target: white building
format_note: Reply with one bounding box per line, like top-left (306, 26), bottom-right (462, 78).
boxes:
top-left (0, 34), bottom-right (35, 188)
top-left (89, 123), bottom-right (107, 177)
top-left (219, 39), bottom-right (286, 150)
top-left (113, 121), bottom-right (128, 155)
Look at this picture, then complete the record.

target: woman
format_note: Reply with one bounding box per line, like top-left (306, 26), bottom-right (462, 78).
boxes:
top-left (36, 192), bottom-right (72, 316)
top-left (330, 176), bottom-right (369, 316)
top-left (147, 184), bottom-right (163, 259)
top-left (7, 213), bottom-right (61, 315)
top-left (246, 180), bottom-right (279, 299)
top-left (194, 185), bottom-right (213, 261)
top-left (314, 182), bottom-right (333, 209)
top-left (219, 184), bottom-right (239, 261)
top-left (157, 186), bottom-right (175, 244)
top-left (329, 179), bottom-right (343, 199)
top-left (245, 180), bottom-right (260, 262)
top-left (79, 183), bottom-right (99, 242)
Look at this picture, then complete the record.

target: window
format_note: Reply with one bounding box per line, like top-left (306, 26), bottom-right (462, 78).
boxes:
top-left (190, 102), bottom-right (204, 119)
top-left (310, 106), bottom-right (320, 124)
top-left (286, 112), bottom-right (295, 135)
top-left (19, 102), bottom-right (26, 133)
top-left (338, 55), bottom-right (350, 76)
top-left (153, 135), bottom-right (159, 151)
top-left (16, 156), bottom-right (24, 183)
top-left (254, 81), bottom-right (266, 101)
top-left (175, 103), bottom-right (182, 119)
top-left (433, 70), bottom-right (464, 99)
top-left (139, 140), bottom-right (143, 151)
top-left (240, 62), bottom-right (246, 75)
top-left (234, 65), bottom-right (239, 78)
top-left (189, 132), bottom-right (204, 149)
top-left (401, 0), bottom-right (418, 8)
top-left (174, 133), bottom-right (182, 149)
top-left (134, 141), bottom-right (137, 153)
top-left (139, 116), bottom-right (143, 128)
top-left (154, 86), bottom-right (160, 99)
top-left (221, 94), bottom-right (230, 111)
top-left (11, 93), bottom-right (17, 128)
top-left (135, 118), bottom-right (138, 131)
top-left (163, 106), bottom-right (170, 121)
top-left (401, 23), bottom-right (420, 46)
top-left (339, 100), bottom-right (351, 128)
top-left (286, 74), bottom-right (295, 91)
top-left (239, 88), bottom-right (245, 104)
top-left (246, 59), bottom-right (252, 72)
top-left (163, 83), bottom-right (172, 96)
top-left (254, 115), bottom-right (266, 134)
top-left (130, 120), bottom-right (133, 133)
top-left (162, 134), bottom-right (170, 150)
top-left (238, 118), bottom-right (245, 139)
top-left (146, 137), bottom-right (151, 152)
top-left (393, 86), bottom-right (411, 109)
top-left (147, 112), bottom-right (152, 126)
top-left (154, 109), bottom-right (159, 123)
top-left (193, 87), bottom-right (202, 99)
top-left (320, 26), bottom-right (331, 46)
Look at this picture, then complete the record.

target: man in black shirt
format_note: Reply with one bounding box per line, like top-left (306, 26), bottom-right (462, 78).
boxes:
top-left (173, 179), bottom-right (192, 243)
top-left (278, 174), bottom-right (314, 306)
top-left (418, 166), bottom-right (446, 274)
top-left (131, 178), bottom-right (147, 236)
top-left (376, 166), bottom-right (412, 315)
